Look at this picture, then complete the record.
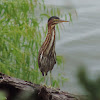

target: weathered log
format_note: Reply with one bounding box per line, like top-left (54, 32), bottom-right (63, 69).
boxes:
top-left (0, 72), bottom-right (87, 100)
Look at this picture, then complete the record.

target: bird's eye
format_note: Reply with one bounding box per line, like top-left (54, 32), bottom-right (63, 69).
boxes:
top-left (54, 19), bottom-right (59, 22)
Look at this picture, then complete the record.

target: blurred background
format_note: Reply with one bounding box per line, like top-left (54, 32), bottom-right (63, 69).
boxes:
top-left (0, 0), bottom-right (100, 99)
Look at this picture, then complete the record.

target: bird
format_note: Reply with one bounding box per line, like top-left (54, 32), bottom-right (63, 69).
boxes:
top-left (38, 16), bottom-right (69, 84)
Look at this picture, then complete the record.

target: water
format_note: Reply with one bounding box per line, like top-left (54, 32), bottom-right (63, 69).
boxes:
top-left (44, 0), bottom-right (100, 94)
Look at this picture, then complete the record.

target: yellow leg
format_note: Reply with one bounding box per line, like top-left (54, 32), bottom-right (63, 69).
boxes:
top-left (43, 73), bottom-right (47, 86)
top-left (44, 73), bottom-right (46, 84)
top-left (50, 71), bottom-right (52, 86)
top-left (44, 74), bottom-right (45, 83)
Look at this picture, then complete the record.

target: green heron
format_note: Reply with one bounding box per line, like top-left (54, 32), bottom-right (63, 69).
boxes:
top-left (38, 16), bottom-right (69, 84)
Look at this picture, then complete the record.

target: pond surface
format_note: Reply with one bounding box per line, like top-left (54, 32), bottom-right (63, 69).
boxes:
top-left (44, 0), bottom-right (100, 94)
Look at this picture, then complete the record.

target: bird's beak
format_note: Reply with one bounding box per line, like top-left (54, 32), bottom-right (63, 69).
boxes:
top-left (59, 19), bottom-right (69, 23)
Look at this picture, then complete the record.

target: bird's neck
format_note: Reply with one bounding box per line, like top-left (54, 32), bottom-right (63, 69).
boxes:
top-left (46, 25), bottom-right (55, 53)
top-left (48, 25), bottom-right (55, 34)
top-left (48, 25), bottom-right (55, 42)
top-left (42, 25), bottom-right (55, 55)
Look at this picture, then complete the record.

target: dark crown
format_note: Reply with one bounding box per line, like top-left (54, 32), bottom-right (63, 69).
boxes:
top-left (48, 16), bottom-right (60, 22)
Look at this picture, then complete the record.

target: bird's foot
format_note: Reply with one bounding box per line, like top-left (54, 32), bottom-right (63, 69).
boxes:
top-left (47, 86), bottom-right (60, 93)
top-left (47, 85), bottom-right (60, 91)
top-left (48, 85), bottom-right (52, 88)
top-left (41, 83), bottom-right (47, 87)
top-left (52, 87), bottom-right (60, 93)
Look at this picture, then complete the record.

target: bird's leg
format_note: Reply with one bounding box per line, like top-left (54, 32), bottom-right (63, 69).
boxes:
top-left (49, 71), bottom-right (60, 92)
top-left (43, 73), bottom-right (47, 87)
top-left (44, 74), bottom-right (45, 83)
top-left (44, 73), bottom-right (46, 85)
top-left (50, 71), bottom-right (52, 87)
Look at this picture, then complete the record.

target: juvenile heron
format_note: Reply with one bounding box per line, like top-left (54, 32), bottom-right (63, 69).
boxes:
top-left (38, 16), bottom-right (69, 84)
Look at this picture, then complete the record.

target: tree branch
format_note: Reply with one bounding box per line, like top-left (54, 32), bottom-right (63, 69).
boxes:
top-left (0, 72), bottom-right (87, 100)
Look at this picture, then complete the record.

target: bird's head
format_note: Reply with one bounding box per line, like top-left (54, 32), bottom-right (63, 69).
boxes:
top-left (48, 16), bottom-right (69, 27)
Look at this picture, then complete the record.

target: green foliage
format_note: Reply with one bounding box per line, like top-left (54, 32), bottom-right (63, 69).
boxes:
top-left (78, 67), bottom-right (100, 100)
top-left (0, 91), bottom-right (6, 100)
top-left (69, 12), bottom-right (72, 22)
top-left (0, 0), bottom-right (41, 83)
top-left (56, 56), bottom-right (64, 66)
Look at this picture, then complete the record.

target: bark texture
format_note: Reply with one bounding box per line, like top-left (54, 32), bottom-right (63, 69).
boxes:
top-left (0, 73), bottom-right (88, 100)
